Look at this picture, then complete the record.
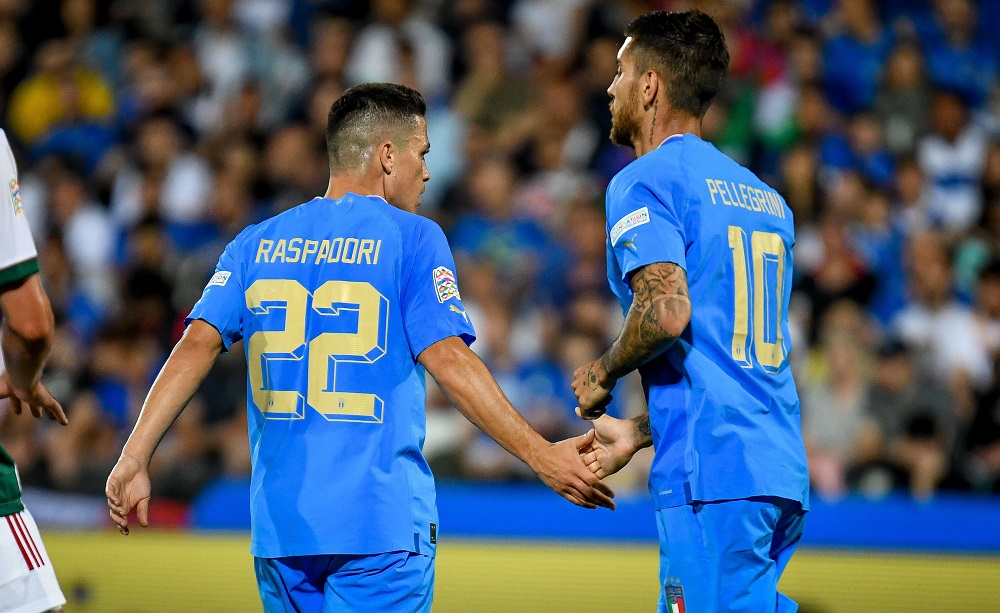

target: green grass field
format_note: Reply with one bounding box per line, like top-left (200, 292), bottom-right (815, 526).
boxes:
top-left (43, 531), bottom-right (1000, 612)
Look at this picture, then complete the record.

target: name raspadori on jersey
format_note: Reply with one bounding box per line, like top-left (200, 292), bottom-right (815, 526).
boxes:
top-left (255, 237), bottom-right (382, 265)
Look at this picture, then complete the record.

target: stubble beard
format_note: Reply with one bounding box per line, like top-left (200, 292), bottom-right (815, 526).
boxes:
top-left (609, 85), bottom-right (641, 149)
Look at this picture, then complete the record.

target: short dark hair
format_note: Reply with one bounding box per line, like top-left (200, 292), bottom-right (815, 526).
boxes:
top-left (623, 10), bottom-right (730, 118)
top-left (326, 83), bottom-right (426, 171)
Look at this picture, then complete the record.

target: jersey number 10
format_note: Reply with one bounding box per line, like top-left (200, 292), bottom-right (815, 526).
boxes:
top-left (245, 279), bottom-right (389, 423)
top-left (728, 226), bottom-right (787, 373)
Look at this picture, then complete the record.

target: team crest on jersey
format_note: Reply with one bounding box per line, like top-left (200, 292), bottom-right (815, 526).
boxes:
top-left (8, 178), bottom-right (22, 216)
top-left (610, 206), bottom-right (649, 245)
top-left (433, 266), bottom-right (460, 303)
top-left (663, 578), bottom-right (686, 613)
top-left (207, 271), bottom-right (231, 287)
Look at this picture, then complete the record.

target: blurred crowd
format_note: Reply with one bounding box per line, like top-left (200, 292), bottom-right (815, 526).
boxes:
top-left (2, 0), bottom-right (1000, 504)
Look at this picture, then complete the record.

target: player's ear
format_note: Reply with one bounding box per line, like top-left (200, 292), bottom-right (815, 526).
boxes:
top-left (642, 70), bottom-right (659, 110)
top-left (378, 141), bottom-right (394, 175)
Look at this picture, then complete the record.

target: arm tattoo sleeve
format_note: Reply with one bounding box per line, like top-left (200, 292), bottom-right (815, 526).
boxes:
top-left (600, 262), bottom-right (691, 382)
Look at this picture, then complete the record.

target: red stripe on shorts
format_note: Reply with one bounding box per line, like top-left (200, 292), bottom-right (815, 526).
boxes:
top-left (14, 512), bottom-right (43, 567)
top-left (5, 514), bottom-right (33, 570)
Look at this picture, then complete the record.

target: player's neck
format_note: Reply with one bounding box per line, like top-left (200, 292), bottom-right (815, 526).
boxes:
top-left (634, 110), bottom-right (702, 158)
top-left (324, 173), bottom-right (386, 202)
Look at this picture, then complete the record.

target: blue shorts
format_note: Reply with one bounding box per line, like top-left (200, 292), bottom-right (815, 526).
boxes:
top-left (656, 497), bottom-right (805, 613)
top-left (254, 551), bottom-right (434, 613)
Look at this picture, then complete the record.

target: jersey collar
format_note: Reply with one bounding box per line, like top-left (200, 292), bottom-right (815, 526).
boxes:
top-left (657, 134), bottom-right (685, 148)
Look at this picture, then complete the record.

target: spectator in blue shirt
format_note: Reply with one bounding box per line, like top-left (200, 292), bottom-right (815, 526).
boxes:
top-left (822, 0), bottom-right (894, 113)
top-left (917, 0), bottom-right (997, 108)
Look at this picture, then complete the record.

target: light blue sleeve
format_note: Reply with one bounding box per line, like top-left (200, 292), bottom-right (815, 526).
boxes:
top-left (186, 239), bottom-right (244, 351)
top-left (607, 174), bottom-right (687, 282)
top-left (400, 220), bottom-right (476, 358)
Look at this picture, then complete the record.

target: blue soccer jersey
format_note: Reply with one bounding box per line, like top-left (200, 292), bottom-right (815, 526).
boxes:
top-left (605, 134), bottom-right (809, 510)
top-left (187, 194), bottom-right (475, 558)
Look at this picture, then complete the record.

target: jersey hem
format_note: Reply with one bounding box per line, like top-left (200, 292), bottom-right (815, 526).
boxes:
top-left (0, 258), bottom-right (38, 287)
top-left (0, 500), bottom-right (24, 517)
top-left (2, 594), bottom-right (67, 613)
top-left (652, 484), bottom-right (810, 511)
top-left (251, 546), bottom-right (436, 560)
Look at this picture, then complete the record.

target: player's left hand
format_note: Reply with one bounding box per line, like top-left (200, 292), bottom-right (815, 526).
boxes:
top-left (571, 359), bottom-right (615, 420)
top-left (0, 372), bottom-right (68, 425)
top-left (106, 453), bottom-right (151, 536)
top-left (577, 414), bottom-right (640, 479)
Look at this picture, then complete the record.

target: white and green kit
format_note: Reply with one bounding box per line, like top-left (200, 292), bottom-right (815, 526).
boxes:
top-left (0, 129), bottom-right (66, 613)
top-left (0, 129), bottom-right (39, 517)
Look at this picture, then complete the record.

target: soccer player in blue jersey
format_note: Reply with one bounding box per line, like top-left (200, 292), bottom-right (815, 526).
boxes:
top-left (570, 11), bottom-right (810, 613)
top-left (106, 83), bottom-right (614, 612)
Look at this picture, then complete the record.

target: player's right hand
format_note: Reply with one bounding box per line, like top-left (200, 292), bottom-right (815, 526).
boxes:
top-left (571, 359), bottom-right (615, 420)
top-left (533, 430), bottom-right (616, 510)
top-left (0, 372), bottom-right (68, 425)
top-left (106, 453), bottom-right (152, 536)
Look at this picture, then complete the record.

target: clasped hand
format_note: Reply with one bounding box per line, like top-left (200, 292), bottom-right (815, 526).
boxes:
top-left (571, 358), bottom-right (615, 420)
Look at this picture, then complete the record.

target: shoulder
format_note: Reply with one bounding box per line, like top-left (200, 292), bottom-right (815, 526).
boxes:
top-left (376, 200), bottom-right (447, 244)
top-left (225, 201), bottom-right (325, 255)
top-left (367, 198), bottom-right (440, 245)
top-left (221, 221), bottom-right (265, 260)
top-left (240, 197), bottom-right (334, 240)
top-left (608, 148), bottom-right (684, 200)
top-left (0, 130), bottom-right (15, 169)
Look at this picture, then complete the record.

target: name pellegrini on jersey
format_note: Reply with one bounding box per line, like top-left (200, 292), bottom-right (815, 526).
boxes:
top-left (254, 237), bottom-right (382, 265)
top-left (704, 179), bottom-right (786, 219)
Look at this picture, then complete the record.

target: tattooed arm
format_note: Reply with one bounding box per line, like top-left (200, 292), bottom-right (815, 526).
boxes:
top-left (570, 262), bottom-right (687, 476)
top-left (571, 262), bottom-right (691, 419)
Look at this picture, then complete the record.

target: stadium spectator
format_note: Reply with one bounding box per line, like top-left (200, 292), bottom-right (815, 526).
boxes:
top-left (863, 339), bottom-right (957, 498)
top-left (918, 89), bottom-right (988, 234)
top-left (801, 304), bottom-right (879, 498)
top-left (7, 37), bottom-right (113, 145)
top-left (892, 156), bottom-right (932, 233)
top-left (919, 0), bottom-right (996, 108)
top-left (345, 0), bottom-right (453, 102)
top-left (795, 209), bottom-right (876, 343)
top-left (449, 155), bottom-right (558, 303)
top-left (875, 42), bottom-right (929, 157)
top-left (894, 232), bottom-right (996, 419)
top-left (822, 0), bottom-right (893, 114)
top-left (967, 358), bottom-right (1000, 492)
top-left (44, 162), bottom-right (115, 308)
top-left (110, 113), bottom-right (214, 231)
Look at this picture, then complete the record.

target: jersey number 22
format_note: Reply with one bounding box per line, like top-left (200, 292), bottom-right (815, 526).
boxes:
top-left (245, 279), bottom-right (389, 423)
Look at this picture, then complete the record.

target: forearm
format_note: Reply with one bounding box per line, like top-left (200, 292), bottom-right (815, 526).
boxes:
top-left (599, 263), bottom-right (691, 383)
top-left (1, 320), bottom-right (51, 389)
top-left (422, 339), bottom-right (547, 467)
top-left (121, 324), bottom-right (221, 466)
top-left (0, 275), bottom-right (54, 389)
top-left (600, 306), bottom-right (678, 382)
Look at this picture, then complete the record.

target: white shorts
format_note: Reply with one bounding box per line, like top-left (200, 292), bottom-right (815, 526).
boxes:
top-left (0, 508), bottom-right (65, 613)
